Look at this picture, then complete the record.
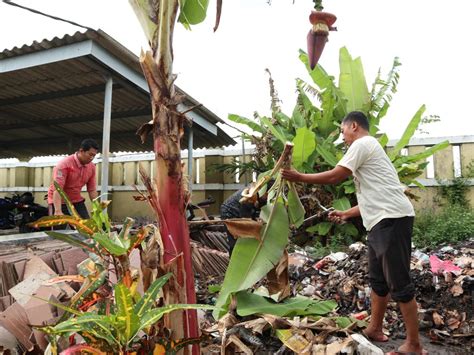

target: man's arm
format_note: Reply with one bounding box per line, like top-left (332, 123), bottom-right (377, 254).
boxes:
top-left (281, 165), bottom-right (352, 185)
top-left (329, 205), bottom-right (360, 223)
top-left (52, 190), bottom-right (63, 215)
top-left (88, 190), bottom-right (98, 201)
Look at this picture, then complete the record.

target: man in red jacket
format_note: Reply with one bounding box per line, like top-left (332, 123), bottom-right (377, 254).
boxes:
top-left (47, 139), bottom-right (99, 219)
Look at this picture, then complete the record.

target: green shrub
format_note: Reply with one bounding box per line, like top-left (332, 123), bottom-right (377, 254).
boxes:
top-left (413, 204), bottom-right (474, 248)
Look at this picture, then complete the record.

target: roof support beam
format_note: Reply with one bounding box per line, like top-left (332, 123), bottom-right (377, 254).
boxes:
top-left (0, 40), bottom-right (93, 73)
top-left (0, 83), bottom-right (121, 107)
top-left (101, 76), bottom-right (113, 203)
top-left (0, 108), bottom-right (151, 131)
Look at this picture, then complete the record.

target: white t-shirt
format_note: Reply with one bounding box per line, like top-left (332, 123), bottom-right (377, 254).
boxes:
top-left (337, 135), bottom-right (415, 231)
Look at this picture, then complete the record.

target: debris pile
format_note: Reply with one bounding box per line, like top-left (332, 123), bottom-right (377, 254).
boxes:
top-left (197, 237), bottom-right (473, 353)
top-left (0, 239), bottom-right (88, 353)
top-left (287, 240), bottom-right (474, 347)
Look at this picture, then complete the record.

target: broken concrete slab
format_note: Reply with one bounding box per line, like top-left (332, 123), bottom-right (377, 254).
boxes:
top-left (0, 302), bottom-right (34, 351)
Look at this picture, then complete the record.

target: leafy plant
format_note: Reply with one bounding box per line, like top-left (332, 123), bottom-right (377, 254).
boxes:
top-left (223, 47), bottom-right (448, 241)
top-left (413, 204), bottom-right (474, 248)
top-left (438, 162), bottom-right (474, 207)
top-left (214, 143), bottom-right (306, 319)
top-left (31, 183), bottom-right (215, 353)
top-left (38, 275), bottom-right (214, 354)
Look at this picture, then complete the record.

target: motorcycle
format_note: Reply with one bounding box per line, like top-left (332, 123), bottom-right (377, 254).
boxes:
top-left (0, 192), bottom-right (48, 233)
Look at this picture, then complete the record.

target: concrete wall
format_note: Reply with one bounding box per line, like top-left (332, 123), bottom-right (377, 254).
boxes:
top-left (1, 137), bottom-right (473, 221)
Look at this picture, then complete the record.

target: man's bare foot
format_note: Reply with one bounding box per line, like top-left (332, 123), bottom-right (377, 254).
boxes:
top-left (363, 328), bottom-right (389, 342)
top-left (387, 341), bottom-right (427, 354)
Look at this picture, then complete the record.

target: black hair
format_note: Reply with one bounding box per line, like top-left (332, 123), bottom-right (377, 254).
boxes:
top-left (342, 111), bottom-right (370, 131)
top-left (80, 138), bottom-right (99, 152)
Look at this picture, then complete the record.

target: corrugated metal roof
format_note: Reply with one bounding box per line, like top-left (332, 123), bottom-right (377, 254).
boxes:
top-left (0, 30), bottom-right (235, 159)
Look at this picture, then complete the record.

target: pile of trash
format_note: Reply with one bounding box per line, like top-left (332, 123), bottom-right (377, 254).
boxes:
top-left (196, 233), bottom-right (473, 353)
top-left (286, 240), bottom-right (474, 347)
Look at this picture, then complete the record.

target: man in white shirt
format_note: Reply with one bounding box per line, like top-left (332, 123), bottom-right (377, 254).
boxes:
top-left (282, 111), bottom-right (425, 354)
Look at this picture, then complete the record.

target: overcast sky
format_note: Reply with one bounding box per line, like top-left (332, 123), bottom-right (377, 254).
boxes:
top-left (0, 0), bottom-right (473, 141)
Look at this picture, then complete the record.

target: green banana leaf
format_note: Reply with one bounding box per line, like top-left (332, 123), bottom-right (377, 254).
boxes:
top-left (228, 114), bottom-right (264, 133)
top-left (378, 133), bottom-right (389, 148)
top-left (292, 127), bottom-right (316, 170)
top-left (235, 291), bottom-right (337, 317)
top-left (333, 197), bottom-right (351, 211)
top-left (299, 51), bottom-right (347, 120)
top-left (394, 141), bottom-right (449, 165)
top-left (291, 106), bottom-right (306, 129)
top-left (287, 182), bottom-right (305, 228)
top-left (260, 116), bottom-right (288, 144)
top-left (214, 199), bottom-right (289, 319)
top-left (178, 0), bottom-right (209, 27)
top-left (335, 223), bottom-right (359, 237)
top-left (338, 47), bottom-right (370, 113)
top-left (389, 105), bottom-right (426, 160)
top-left (316, 145), bottom-right (338, 167)
top-left (115, 283), bottom-right (140, 345)
top-left (306, 222), bottom-right (332, 236)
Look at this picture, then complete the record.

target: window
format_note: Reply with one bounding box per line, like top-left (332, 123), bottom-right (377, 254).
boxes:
top-left (426, 150), bottom-right (435, 179)
top-left (453, 145), bottom-right (462, 178)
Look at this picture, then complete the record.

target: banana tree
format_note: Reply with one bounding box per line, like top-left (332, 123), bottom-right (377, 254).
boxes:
top-left (224, 47), bottom-right (449, 242)
top-left (127, 1), bottom-right (223, 350)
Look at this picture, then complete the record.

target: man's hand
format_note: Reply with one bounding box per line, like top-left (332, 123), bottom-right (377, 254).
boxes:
top-left (328, 210), bottom-right (349, 224)
top-left (281, 169), bottom-right (305, 183)
top-left (55, 210), bottom-right (64, 216)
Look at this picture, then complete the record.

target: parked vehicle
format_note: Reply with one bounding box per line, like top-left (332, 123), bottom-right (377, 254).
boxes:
top-left (0, 192), bottom-right (48, 233)
top-left (186, 195), bottom-right (216, 221)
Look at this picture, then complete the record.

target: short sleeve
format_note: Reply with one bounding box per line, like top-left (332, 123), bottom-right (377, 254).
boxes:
top-left (337, 140), bottom-right (370, 174)
top-left (53, 163), bottom-right (68, 188)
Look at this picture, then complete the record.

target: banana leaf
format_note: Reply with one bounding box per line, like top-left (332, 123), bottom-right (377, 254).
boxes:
top-left (228, 114), bottom-right (264, 133)
top-left (338, 47), bottom-right (370, 113)
top-left (287, 182), bottom-right (305, 228)
top-left (389, 105), bottom-right (426, 160)
top-left (178, 0), bottom-right (209, 27)
top-left (332, 197), bottom-right (351, 211)
top-left (306, 222), bottom-right (332, 236)
top-left (316, 145), bottom-right (338, 167)
top-left (378, 133), bottom-right (389, 148)
top-left (235, 291), bottom-right (337, 317)
top-left (394, 141), bottom-right (449, 165)
top-left (292, 127), bottom-right (316, 170)
top-left (260, 116), bottom-right (288, 144)
top-left (214, 199), bottom-right (289, 319)
top-left (299, 51), bottom-right (347, 120)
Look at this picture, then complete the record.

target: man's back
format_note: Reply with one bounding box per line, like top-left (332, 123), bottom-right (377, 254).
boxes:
top-left (338, 135), bottom-right (414, 230)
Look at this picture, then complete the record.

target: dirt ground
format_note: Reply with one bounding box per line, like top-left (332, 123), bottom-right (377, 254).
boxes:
top-left (377, 333), bottom-right (472, 355)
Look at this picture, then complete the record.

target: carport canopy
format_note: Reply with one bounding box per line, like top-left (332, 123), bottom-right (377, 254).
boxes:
top-left (0, 30), bottom-right (235, 198)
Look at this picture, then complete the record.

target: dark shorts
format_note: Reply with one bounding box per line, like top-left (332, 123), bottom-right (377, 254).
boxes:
top-left (48, 200), bottom-right (90, 219)
top-left (367, 216), bottom-right (415, 303)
